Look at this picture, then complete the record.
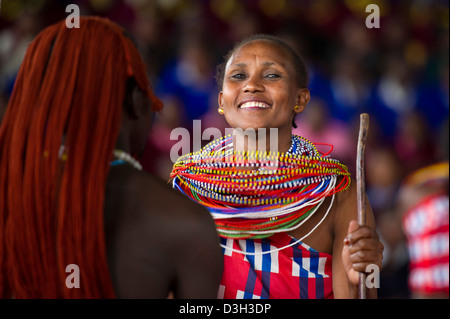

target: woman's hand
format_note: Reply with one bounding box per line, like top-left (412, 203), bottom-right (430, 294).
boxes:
top-left (341, 220), bottom-right (384, 285)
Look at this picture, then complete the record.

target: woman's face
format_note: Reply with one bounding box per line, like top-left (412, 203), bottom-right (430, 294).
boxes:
top-left (218, 40), bottom-right (307, 134)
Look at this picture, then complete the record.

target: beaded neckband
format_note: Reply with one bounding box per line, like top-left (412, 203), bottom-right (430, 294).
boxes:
top-left (170, 134), bottom-right (351, 242)
top-left (57, 146), bottom-right (142, 171)
top-left (110, 149), bottom-right (142, 171)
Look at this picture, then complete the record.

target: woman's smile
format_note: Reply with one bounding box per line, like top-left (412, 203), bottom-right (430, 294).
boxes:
top-left (239, 101), bottom-right (271, 109)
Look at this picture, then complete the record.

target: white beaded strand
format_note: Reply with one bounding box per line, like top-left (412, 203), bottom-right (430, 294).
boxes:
top-left (113, 149), bottom-right (142, 171)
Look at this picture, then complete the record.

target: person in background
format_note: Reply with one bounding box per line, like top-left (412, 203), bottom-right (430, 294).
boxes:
top-left (0, 16), bottom-right (222, 299)
top-left (398, 161), bottom-right (449, 298)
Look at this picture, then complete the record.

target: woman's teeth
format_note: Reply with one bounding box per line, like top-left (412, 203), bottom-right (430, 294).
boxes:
top-left (240, 102), bottom-right (270, 109)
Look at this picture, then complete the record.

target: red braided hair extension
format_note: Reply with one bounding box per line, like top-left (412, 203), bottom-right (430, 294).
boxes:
top-left (0, 16), bottom-right (161, 298)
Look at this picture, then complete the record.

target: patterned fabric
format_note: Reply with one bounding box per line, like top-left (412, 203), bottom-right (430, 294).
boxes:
top-left (402, 194), bottom-right (449, 295)
top-left (217, 232), bottom-right (333, 299)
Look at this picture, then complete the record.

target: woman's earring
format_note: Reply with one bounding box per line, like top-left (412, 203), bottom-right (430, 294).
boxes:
top-left (294, 105), bottom-right (300, 112)
top-left (218, 107), bottom-right (224, 115)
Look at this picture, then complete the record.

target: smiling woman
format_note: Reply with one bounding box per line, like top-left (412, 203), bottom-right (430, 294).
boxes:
top-left (217, 35), bottom-right (310, 153)
top-left (171, 34), bottom-right (384, 299)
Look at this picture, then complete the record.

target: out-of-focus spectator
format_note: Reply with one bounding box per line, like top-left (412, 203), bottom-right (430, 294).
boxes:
top-left (366, 145), bottom-right (404, 216)
top-left (377, 207), bottom-right (410, 299)
top-left (368, 53), bottom-right (418, 139)
top-left (328, 50), bottom-right (371, 124)
top-left (325, 17), bottom-right (375, 123)
top-left (416, 59), bottom-right (449, 132)
top-left (394, 110), bottom-right (437, 173)
top-left (367, 146), bottom-right (409, 299)
top-left (0, 13), bottom-right (40, 95)
top-left (398, 161), bottom-right (449, 299)
top-left (144, 36), bottom-right (219, 179)
top-left (155, 36), bottom-right (218, 128)
top-left (129, 7), bottom-right (167, 82)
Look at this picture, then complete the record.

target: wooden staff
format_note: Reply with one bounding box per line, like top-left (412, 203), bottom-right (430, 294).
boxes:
top-left (356, 113), bottom-right (369, 299)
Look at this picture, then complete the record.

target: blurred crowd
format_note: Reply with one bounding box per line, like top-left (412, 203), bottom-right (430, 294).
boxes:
top-left (0, 0), bottom-right (448, 299)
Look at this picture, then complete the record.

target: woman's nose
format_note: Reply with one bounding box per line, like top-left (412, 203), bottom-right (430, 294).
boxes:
top-left (243, 75), bottom-right (264, 93)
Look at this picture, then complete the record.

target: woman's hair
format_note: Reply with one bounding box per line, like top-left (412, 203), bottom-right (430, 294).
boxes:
top-left (215, 34), bottom-right (309, 90)
top-left (0, 16), bottom-right (161, 298)
top-left (215, 34), bottom-right (309, 128)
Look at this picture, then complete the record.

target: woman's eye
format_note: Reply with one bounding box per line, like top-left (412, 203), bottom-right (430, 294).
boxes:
top-left (266, 73), bottom-right (280, 79)
top-left (231, 73), bottom-right (245, 79)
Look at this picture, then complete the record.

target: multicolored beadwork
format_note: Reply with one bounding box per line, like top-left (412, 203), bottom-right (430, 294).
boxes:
top-left (170, 134), bottom-right (351, 239)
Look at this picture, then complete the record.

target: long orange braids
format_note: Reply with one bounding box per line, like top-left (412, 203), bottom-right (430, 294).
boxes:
top-left (0, 16), bottom-right (162, 298)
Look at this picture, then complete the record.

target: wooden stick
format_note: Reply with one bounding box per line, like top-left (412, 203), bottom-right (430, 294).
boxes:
top-left (356, 113), bottom-right (369, 299)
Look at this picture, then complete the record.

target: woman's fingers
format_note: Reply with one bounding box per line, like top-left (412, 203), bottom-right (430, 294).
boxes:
top-left (344, 220), bottom-right (384, 272)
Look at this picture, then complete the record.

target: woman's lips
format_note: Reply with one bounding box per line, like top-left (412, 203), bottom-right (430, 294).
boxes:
top-left (239, 101), bottom-right (271, 109)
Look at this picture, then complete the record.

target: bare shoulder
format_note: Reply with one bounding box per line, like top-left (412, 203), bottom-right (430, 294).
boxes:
top-left (335, 178), bottom-right (357, 208)
top-left (108, 166), bottom-right (218, 239)
top-left (122, 170), bottom-right (223, 298)
top-left (331, 179), bottom-right (357, 235)
top-left (332, 177), bottom-right (376, 238)
top-left (104, 166), bottom-right (221, 298)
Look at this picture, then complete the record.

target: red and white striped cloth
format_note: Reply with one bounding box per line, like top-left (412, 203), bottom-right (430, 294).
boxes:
top-left (218, 232), bottom-right (334, 299)
top-left (402, 193), bottom-right (449, 296)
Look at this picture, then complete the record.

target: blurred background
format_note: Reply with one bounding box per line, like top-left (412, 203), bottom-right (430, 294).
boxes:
top-left (0, 0), bottom-right (448, 299)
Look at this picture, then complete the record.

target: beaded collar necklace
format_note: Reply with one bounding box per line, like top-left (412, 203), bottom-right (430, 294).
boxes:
top-left (171, 134), bottom-right (350, 243)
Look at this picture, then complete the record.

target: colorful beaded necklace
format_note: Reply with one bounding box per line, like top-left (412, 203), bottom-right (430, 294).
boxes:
top-left (170, 134), bottom-right (350, 240)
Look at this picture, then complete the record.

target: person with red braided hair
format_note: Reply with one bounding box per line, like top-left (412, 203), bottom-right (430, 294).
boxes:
top-left (0, 16), bottom-right (222, 299)
top-left (171, 34), bottom-right (384, 299)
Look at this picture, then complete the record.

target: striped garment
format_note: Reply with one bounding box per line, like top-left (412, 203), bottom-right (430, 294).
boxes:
top-left (402, 193), bottom-right (449, 296)
top-left (218, 232), bottom-right (333, 299)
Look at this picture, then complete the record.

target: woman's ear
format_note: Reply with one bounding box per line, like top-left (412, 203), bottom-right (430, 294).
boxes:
top-left (295, 88), bottom-right (310, 113)
top-left (218, 91), bottom-right (224, 108)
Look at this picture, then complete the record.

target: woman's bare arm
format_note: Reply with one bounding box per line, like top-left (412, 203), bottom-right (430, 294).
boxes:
top-left (332, 182), bottom-right (384, 298)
